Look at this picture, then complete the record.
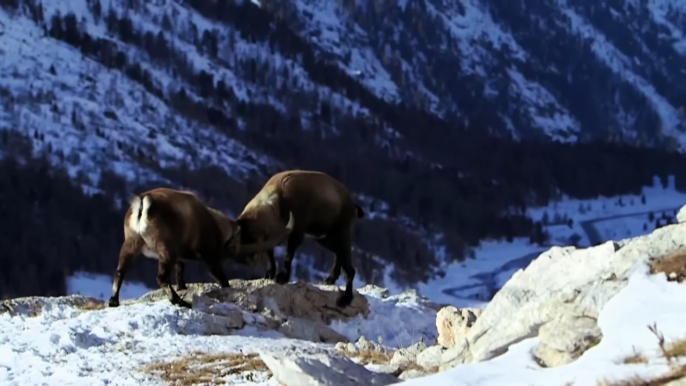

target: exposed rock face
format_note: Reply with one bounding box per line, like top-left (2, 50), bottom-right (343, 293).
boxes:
top-left (416, 345), bottom-right (446, 370)
top-left (259, 344), bottom-right (400, 386)
top-left (390, 340), bottom-right (428, 367)
top-left (436, 306), bottom-right (482, 348)
top-left (533, 315), bottom-right (602, 367)
top-left (136, 279), bottom-right (370, 343)
top-left (438, 224), bottom-right (686, 370)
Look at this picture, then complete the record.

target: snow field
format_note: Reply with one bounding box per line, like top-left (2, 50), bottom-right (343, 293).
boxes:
top-left (403, 261), bottom-right (686, 385)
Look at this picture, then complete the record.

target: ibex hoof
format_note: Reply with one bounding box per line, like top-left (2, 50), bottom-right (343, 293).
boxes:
top-left (108, 298), bottom-right (120, 308)
top-left (323, 276), bottom-right (337, 285)
top-left (176, 284), bottom-right (188, 291)
top-left (275, 272), bottom-right (289, 285)
top-left (172, 298), bottom-right (192, 308)
top-left (336, 293), bottom-right (353, 308)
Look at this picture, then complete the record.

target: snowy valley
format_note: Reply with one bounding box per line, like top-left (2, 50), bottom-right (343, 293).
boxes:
top-left (1, 0), bottom-right (686, 383)
top-left (2, 0), bottom-right (686, 299)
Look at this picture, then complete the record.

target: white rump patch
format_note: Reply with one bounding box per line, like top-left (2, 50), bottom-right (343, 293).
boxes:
top-left (128, 196), bottom-right (151, 234)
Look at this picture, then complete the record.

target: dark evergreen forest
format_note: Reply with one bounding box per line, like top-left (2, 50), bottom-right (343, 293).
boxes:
top-left (1, 0), bottom-right (686, 298)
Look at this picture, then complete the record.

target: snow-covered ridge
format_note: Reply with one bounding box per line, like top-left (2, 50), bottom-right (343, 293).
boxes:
top-left (0, 279), bottom-right (440, 385)
top-left (4, 214), bottom-right (686, 385)
top-left (403, 219), bottom-right (686, 385)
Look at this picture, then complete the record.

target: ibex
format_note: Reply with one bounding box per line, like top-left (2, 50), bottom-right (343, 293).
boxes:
top-left (108, 187), bottom-right (289, 308)
top-left (235, 170), bottom-right (365, 307)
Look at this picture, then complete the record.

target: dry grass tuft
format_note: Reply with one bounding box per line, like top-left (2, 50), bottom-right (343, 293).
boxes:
top-left (649, 253), bottom-right (686, 283)
top-left (74, 299), bottom-right (106, 311)
top-left (599, 324), bottom-right (686, 386)
top-left (664, 338), bottom-right (686, 360)
top-left (141, 351), bottom-right (271, 386)
top-left (622, 350), bottom-right (649, 365)
top-left (597, 366), bottom-right (686, 386)
top-left (340, 348), bottom-right (393, 365)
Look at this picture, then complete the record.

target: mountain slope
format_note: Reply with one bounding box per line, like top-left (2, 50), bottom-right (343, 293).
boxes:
top-left (261, 0), bottom-right (686, 147)
top-left (2, 0), bottom-right (686, 297)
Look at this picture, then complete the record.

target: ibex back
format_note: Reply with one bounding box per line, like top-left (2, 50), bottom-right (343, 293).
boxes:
top-left (236, 170), bottom-right (365, 307)
top-left (108, 188), bottom-right (242, 308)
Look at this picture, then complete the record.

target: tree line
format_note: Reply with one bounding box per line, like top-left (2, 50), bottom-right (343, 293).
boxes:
top-left (2, 0), bottom-right (686, 298)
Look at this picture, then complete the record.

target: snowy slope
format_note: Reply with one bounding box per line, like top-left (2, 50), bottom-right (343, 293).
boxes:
top-left (263, 0), bottom-right (686, 147)
top-left (418, 176), bottom-right (686, 307)
top-left (403, 259), bottom-right (686, 386)
top-left (0, 284), bottom-right (438, 385)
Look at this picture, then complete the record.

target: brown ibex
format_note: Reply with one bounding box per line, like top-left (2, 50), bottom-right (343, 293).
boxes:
top-left (108, 187), bottom-right (290, 308)
top-left (235, 170), bottom-right (365, 307)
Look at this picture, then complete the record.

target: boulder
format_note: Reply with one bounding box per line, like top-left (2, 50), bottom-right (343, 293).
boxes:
top-left (677, 204), bottom-right (686, 224)
top-left (399, 369), bottom-right (431, 380)
top-left (533, 316), bottom-right (602, 367)
top-left (136, 279), bottom-right (370, 343)
top-left (259, 344), bottom-right (400, 386)
top-left (390, 340), bottom-right (428, 367)
top-left (356, 335), bottom-right (384, 352)
top-left (416, 345), bottom-right (446, 370)
top-left (138, 279), bottom-right (369, 325)
top-left (439, 225), bottom-right (686, 370)
top-left (436, 306), bottom-right (481, 348)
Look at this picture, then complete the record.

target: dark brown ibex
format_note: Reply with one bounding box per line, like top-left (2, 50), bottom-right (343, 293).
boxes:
top-left (108, 187), bottom-right (289, 308)
top-left (235, 170), bottom-right (365, 307)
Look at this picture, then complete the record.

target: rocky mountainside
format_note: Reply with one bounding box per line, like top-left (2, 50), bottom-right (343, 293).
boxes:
top-left (1, 212), bottom-right (686, 385)
top-left (2, 0), bottom-right (686, 296)
top-left (260, 0), bottom-right (686, 148)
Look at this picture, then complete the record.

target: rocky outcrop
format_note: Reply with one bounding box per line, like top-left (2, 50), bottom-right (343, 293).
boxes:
top-left (533, 315), bottom-right (602, 367)
top-left (435, 306), bottom-right (482, 348)
top-left (432, 224), bottom-right (686, 370)
top-left (136, 279), bottom-right (370, 343)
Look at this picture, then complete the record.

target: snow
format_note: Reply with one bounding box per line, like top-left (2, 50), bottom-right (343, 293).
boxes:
top-left (0, 301), bottom-right (288, 385)
top-left (424, 0), bottom-right (527, 77)
top-left (403, 262), bottom-right (686, 385)
top-left (418, 175), bottom-right (686, 308)
top-left (0, 6), bottom-right (275, 193)
top-left (0, 284), bottom-right (437, 385)
top-left (291, 0), bottom-right (401, 103)
top-left (330, 286), bottom-right (438, 348)
top-left (506, 68), bottom-right (581, 142)
top-left (66, 271), bottom-right (152, 301)
top-left (556, 0), bottom-right (686, 151)
top-left (418, 238), bottom-right (541, 308)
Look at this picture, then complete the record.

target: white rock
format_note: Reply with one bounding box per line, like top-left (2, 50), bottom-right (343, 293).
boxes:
top-left (440, 225), bottom-right (686, 369)
top-left (346, 342), bottom-right (359, 354)
top-left (416, 345), bottom-right (446, 370)
top-left (390, 340), bottom-right (428, 367)
top-left (676, 204), bottom-right (686, 224)
top-left (399, 369), bottom-right (430, 380)
top-left (357, 335), bottom-right (382, 352)
top-left (533, 316), bottom-right (602, 367)
top-left (259, 345), bottom-right (399, 386)
top-left (436, 306), bottom-right (481, 348)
